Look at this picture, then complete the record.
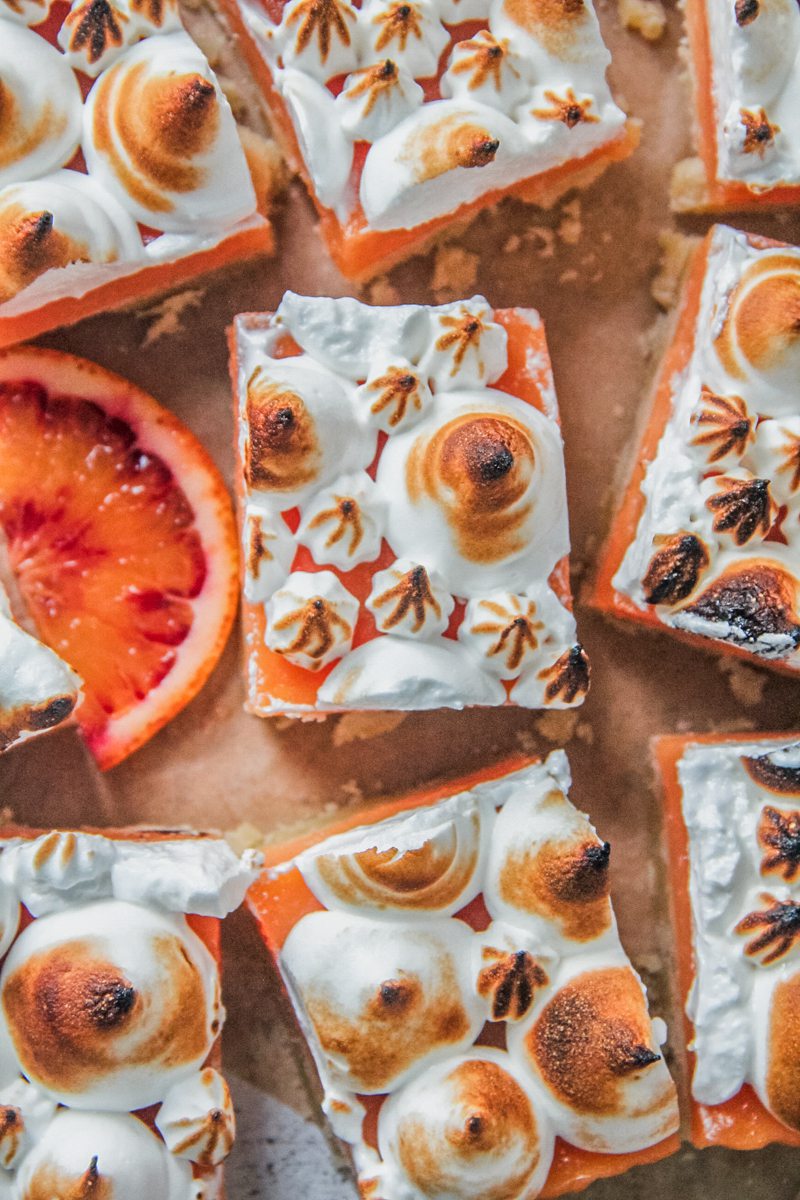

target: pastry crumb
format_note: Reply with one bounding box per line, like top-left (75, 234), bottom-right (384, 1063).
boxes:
top-left (718, 659), bottom-right (768, 708)
top-left (332, 712), bottom-right (408, 747)
top-left (139, 289), bottom-right (205, 346)
top-left (559, 268), bottom-right (579, 284)
top-left (238, 125), bottom-right (289, 215)
top-left (226, 821), bottom-right (265, 854)
top-left (523, 226), bottom-right (556, 258)
top-left (618, 0), bottom-right (667, 41)
top-left (503, 233), bottom-right (522, 254)
top-left (515, 728), bottom-right (538, 754)
top-left (340, 778), bottom-right (365, 806)
top-left (575, 721), bottom-right (595, 745)
top-left (651, 230), bottom-right (700, 310)
top-left (557, 198), bottom-right (582, 246)
top-left (431, 244), bottom-right (480, 300)
top-left (670, 156), bottom-right (709, 213)
top-left (534, 709), bottom-right (580, 744)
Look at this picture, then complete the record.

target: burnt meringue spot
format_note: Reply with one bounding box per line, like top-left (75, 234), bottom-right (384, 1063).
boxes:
top-left (690, 389), bottom-right (753, 463)
top-left (539, 644), bottom-right (591, 705)
top-left (2, 935), bottom-right (210, 1095)
top-left (245, 370), bottom-right (321, 493)
top-left (745, 754), bottom-right (800, 797)
top-left (527, 967), bottom-right (661, 1114)
top-left (740, 107), bottom-right (780, 156)
top-left (0, 1106), bottom-right (24, 1169)
top-left (0, 693), bottom-right (77, 753)
top-left (757, 806), bottom-right (800, 880)
top-left (715, 255), bottom-right (800, 379)
top-left (61, 0), bottom-right (129, 64)
top-left (246, 513), bottom-right (274, 577)
top-left (679, 560), bottom-right (800, 653)
top-left (271, 595), bottom-right (352, 661)
top-left (92, 63), bottom-right (219, 213)
top-left (367, 366), bottom-right (424, 427)
top-left (765, 970), bottom-right (800, 1130)
top-left (344, 61), bottom-right (402, 118)
top-left (374, 2), bottom-right (424, 53)
top-left (450, 34), bottom-right (512, 91)
top-left (129, 0), bottom-right (176, 25)
top-left (408, 115), bottom-right (500, 184)
top-left (477, 948), bottom-right (548, 1021)
top-left (307, 495), bottom-right (364, 556)
top-left (407, 413), bottom-right (535, 565)
top-left (287, 0), bottom-right (356, 58)
top-left (370, 564), bottom-right (442, 633)
top-left (498, 803), bottom-right (612, 942)
top-left (532, 87), bottom-right (599, 127)
top-left (735, 0), bottom-right (760, 24)
top-left (735, 894), bottom-right (800, 964)
top-left (706, 477), bottom-right (776, 545)
top-left (642, 533), bottom-right (709, 606)
top-left (24, 1156), bottom-right (111, 1200)
top-left (0, 206), bottom-right (91, 304)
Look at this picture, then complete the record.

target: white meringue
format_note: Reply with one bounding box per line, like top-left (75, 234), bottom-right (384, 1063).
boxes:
top-left (458, 589), bottom-right (571, 679)
top-left (83, 31), bottom-right (256, 234)
top-left (359, 0), bottom-right (449, 79)
top-left (366, 558), bottom-right (454, 638)
top-left (297, 472), bottom-right (386, 569)
top-left (336, 60), bottom-right (424, 143)
top-left (0, 899), bottom-right (221, 1110)
top-left (280, 909), bottom-right (484, 1093)
top-left (318, 635), bottom-right (507, 708)
top-left (490, 0), bottom-right (610, 88)
top-left (419, 298), bottom-right (508, 390)
top-left (274, 0), bottom-right (359, 82)
top-left (242, 505), bottom-right (296, 602)
top-left (0, 612), bottom-right (80, 755)
top-left (265, 570), bottom-right (359, 669)
top-left (14, 1110), bottom-right (192, 1200)
top-left (0, 1075), bottom-right (56, 1169)
top-left (0, 881), bottom-right (18, 961)
top-left (356, 357), bottom-right (434, 433)
top-left (277, 69), bottom-right (354, 209)
top-left (156, 1067), bottom-right (235, 1166)
top-left (441, 31), bottom-right (530, 115)
top-left (0, 25), bottom-right (83, 190)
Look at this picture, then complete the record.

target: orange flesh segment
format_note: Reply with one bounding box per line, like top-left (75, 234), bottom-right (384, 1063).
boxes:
top-left (215, 0), bottom-right (638, 280)
top-left (235, 308), bottom-right (577, 715)
top-left (656, 731), bottom-right (800, 1150)
top-left (247, 752), bottom-right (678, 1194)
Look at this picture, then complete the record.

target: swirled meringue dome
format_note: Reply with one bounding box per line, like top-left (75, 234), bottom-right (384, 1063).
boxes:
top-left (15, 1110), bottom-right (192, 1200)
top-left (0, 26), bottom-right (83, 190)
top-left (727, 0), bottom-right (800, 106)
top-left (0, 0), bottom-right (52, 23)
top-left (508, 954), bottom-right (677, 1153)
top-left (242, 356), bottom-right (373, 508)
top-left (491, 0), bottom-right (610, 87)
top-left (155, 1067), bottom-right (235, 1166)
top-left (0, 170), bottom-right (142, 304)
top-left (0, 899), bottom-right (221, 1109)
top-left (83, 32), bottom-right (256, 234)
top-left (713, 253), bottom-right (800, 417)
top-left (296, 790), bottom-right (489, 918)
top-left (377, 1050), bottom-right (554, 1200)
top-left (483, 772), bottom-right (615, 953)
top-left (376, 391), bottom-right (568, 597)
top-left (280, 911), bottom-right (483, 1093)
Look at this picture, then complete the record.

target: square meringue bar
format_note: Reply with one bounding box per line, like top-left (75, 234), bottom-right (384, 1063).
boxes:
top-left (675, 0), bottom-right (800, 212)
top-left (216, 0), bottom-right (638, 279)
top-left (232, 292), bottom-right (590, 717)
top-left (0, 826), bottom-right (260, 1196)
top-left (248, 752), bottom-right (680, 1199)
top-left (594, 224), bottom-right (800, 677)
top-left (657, 731), bottom-right (800, 1150)
top-left (0, 0), bottom-right (273, 350)
top-left (0, 580), bottom-right (80, 755)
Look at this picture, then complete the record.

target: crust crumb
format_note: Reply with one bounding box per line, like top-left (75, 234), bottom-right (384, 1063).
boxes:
top-left (332, 712), bottom-right (408, 747)
top-left (718, 658), bottom-right (768, 708)
top-left (557, 197), bottom-right (582, 245)
top-left (670, 156), bottom-right (709, 213)
top-left (431, 244), bottom-right (480, 301)
top-left (365, 276), bottom-right (401, 305)
top-left (618, 0), bottom-right (666, 41)
top-left (534, 709), bottom-right (580, 744)
top-left (523, 226), bottom-right (555, 257)
top-left (139, 288), bottom-right (205, 346)
top-left (503, 233), bottom-right (522, 254)
top-left (651, 230), bottom-right (701, 310)
top-left (238, 125), bottom-right (289, 215)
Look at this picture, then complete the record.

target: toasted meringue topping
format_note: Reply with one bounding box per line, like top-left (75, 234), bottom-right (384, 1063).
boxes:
top-left (336, 61), bottom-right (424, 143)
top-left (744, 751), bottom-right (800, 795)
top-left (281, 911), bottom-right (483, 1093)
top-left (377, 1051), bottom-right (554, 1200)
top-left (532, 642), bottom-right (591, 707)
top-left (493, 0), bottom-right (609, 80)
top-left (459, 593), bottom-right (544, 678)
top-left (421, 301), bottom-right (508, 388)
top-left (442, 32), bottom-right (529, 116)
top-left (357, 359), bottom-right (433, 433)
top-left (15, 1110), bottom-right (192, 1200)
top-left (242, 506), bottom-right (295, 603)
top-left (83, 32), bottom-right (255, 233)
top-left (0, 0), bottom-right (51, 23)
top-left (127, 0), bottom-right (181, 33)
top-left (688, 388), bottom-right (754, 467)
top-left (0, 26), bottom-right (83, 190)
top-left (748, 416), bottom-right (800, 505)
top-left (702, 471), bottom-right (777, 546)
top-left (360, 0), bottom-right (449, 80)
top-left (0, 882), bottom-right (18, 962)
top-left (156, 1067), bottom-right (235, 1166)
top-left (531, 85), bottom-right (599, 127)
top-left (476, 947), bottom-right (547, 1022)
top-left (0, 899), bottom-right (220, 1109)
top-left (0, 1076), bottom-right (56, 1172)
top-left (276, 0), bottom-right (359, 81)
top-left (366, 559), bottom-right (454, 638)
top-left (0, 608), bottom-right (81, 756)
top-left (265, 570), bottom-right (358, 669)
top-left (0, 1106), bottom-right (24, 1170)
top-left (297, 472), bottom-right (386, 570)
top-left (753, 964), bottom-right (800, 1131)
top-left (297, 790), bottom-right (486, 917)
top-left (57, 0), bottom-right (132, 76)
top-left (735, 893), bottom-right (800, 964)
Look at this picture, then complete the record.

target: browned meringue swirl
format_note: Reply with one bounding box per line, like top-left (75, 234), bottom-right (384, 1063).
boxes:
top-left (766, 970), bottom-right (800, 1130)
top-left (407, 412), bottom-right (536, 564)
top-left (407, 115), bottom-right (500, 184)
top-left (2, 936), bottom-right (210, 1095)
top-left (526, 967), bottom-right (663, 1115)
top-left (91, 62), bottom-right (219, 214)
top-left (679, 559), bottom-right (800, 653)
top-left (0, 205), bottom-right (89, 304)
top-left (500, 0), bottom-right (588, 51)
top-left (23, 1158), bottom-right (112, 1200)
top-left (0, 81), bottom-right (65, 178)
top-left (245, 368), bottom-right (321, 493)
top-left (715, 255), bottom-right (800, 380)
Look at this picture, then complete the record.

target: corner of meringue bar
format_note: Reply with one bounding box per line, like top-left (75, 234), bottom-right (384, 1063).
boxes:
top-left (231, 293), bottom-right (590, 718)
top-left (0, 825), bottom-right (261, 1196)
top-left (213, 0), bottom-right (638, 278)
top-left (246, 749), bottom-right (680, 1199)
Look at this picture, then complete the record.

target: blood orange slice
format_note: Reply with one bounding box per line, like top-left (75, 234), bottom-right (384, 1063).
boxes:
top-left (0, 348), bottom-right (238, 770)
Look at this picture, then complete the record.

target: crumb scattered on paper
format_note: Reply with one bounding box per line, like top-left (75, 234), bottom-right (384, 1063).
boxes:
top-left (670, 156), bottom-right (708, 213)
top-left (576, 721), bottom-right (595, 745)
top-left (339, 779), bottom-right (365, 806)
top-left (651, 229), bottom-right (700, 310)
top-left (618, 0), bottom-right (667, 41)
top-left (503, 233), bottom-right (522, 254)
top-left (557, 198), bottom-right (582, 246)
top-left (534, 709), bottom-right (580, 744)
top-left (431, 245), bottom-right (480, 301)
top-left (139, 289), bottom-right (205, 347)
top-left (718, 659), bottom-right (768, 708)
top-left (559, 268), bottom-right (579, 284)
top-left (332, 712), bottom-right (408, 747)
top-left (524, 226), bottom-right (555, 258)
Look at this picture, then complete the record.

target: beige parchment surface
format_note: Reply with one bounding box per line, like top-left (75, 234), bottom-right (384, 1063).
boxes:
top-left (2, 0), bottom-right (800, 1193)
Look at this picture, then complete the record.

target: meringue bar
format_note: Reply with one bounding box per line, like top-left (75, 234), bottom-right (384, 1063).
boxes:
top-left (658, 731), bottom-right (800, 1150)
top-left (0, 580), bottom-right (80, 754)
top-left (233, 293), bottom-right (589, 716)
top-left (216, 0), bottom-right (638, 279)
top-left (248, 752), bottom-right (680, 1199)
top-left (595, 224), bottom-right (800, 676)
top-left (0, 826), bottom-right (260, 1197)
top-left (0, 1), bottom-right (272, 350)
top-left (677, 0), bottom-right (800, 212)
